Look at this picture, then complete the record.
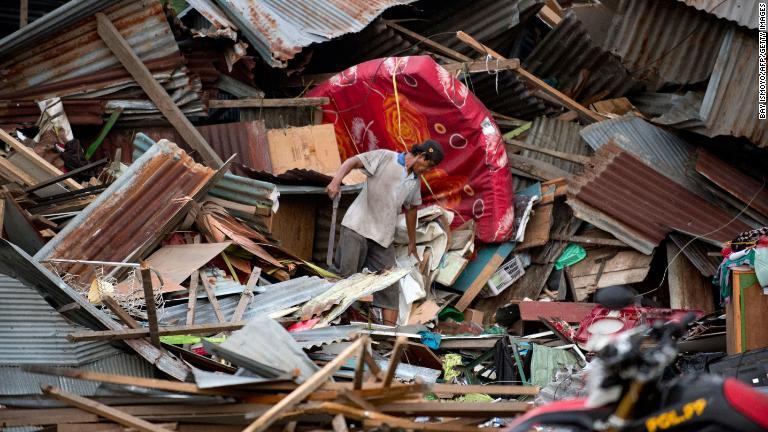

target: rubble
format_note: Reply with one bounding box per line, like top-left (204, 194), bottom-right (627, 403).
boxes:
top-left (0, 0), bottom-right (766, 430)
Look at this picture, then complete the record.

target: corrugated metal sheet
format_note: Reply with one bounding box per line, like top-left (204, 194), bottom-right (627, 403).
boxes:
top-left (524, 13), bottom-right (640, 104)
top-left (0, 239), bottom-right (191, 381)
top-left (406, 0), bottom-right (544, 57)
top-left (580, 114), bottom-right (700, 193)
top-left (699, 28), bottom-right (767, 148)
top-left (132, 133), bottom-right (279, 213)
top-left (206, 317), bottom-right (318, 382)
top-left (297, 269), bottom-right (411, 325)
top-left (291, 324), bottom-right (365, 349)
top-left (603, 0), bottom-right (730, 89)
top-left (35, 138), bottom-right (216, 284)
top-left (0, 274), bottom-right (116, 366)
top-left (568, 142), bottom-right (751, 254)
top-left (0, 353), bottom-right (154, 396)
top-left (695, 150), bottom-right (768, 219)
top-left (522, 116), bottom-right (591, 174)
top-left (0, 0), bottom-right (115, 56)
top-left (210, 0), bottom-right (417, 67)
top-left (0, 0), bottom-right (203, 121)
top-left (110, 121), bottom-right (272, 175)
top-left (465, 70), bottom-right (549, 120)
top-left (0, 99), bottom-right (105, 126)
top-left (676, 0), bottom-right (758, 29)
top-left (669, 233), bottom-right (721, 277)
top-left (160, 276), bottom-right (333, 325)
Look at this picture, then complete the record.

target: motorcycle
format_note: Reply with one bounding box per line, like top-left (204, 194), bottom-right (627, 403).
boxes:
top-left (505, 287), bottom-right (768, 432)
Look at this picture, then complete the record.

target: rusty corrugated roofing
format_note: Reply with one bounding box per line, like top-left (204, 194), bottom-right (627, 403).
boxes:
top-left (35, 139), bottom-right (216, 284)
top-left (524, 13), bottom-right (640, 104)
top-left (568, 141), bottom-right (750, 254)
top-left (695, 149), bottom-right (768, 219)
top-left (522, 116), bottom-right (591, 174)
top-left (699, 28), bottom-right (767, 148)
top-left (676, 0), bottom-right (758, 29)
top-left (603, 0), bottom-right (730, 89)
top-left (0, 0), bottom-right (203, 120)
top-left (210, 0), bottom-right (417, 67)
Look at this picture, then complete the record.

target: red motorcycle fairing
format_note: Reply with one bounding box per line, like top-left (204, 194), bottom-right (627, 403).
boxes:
top-left (722, 378), bottom-right (768, 430)
top-left (504, 399), bottom-right (612, 432)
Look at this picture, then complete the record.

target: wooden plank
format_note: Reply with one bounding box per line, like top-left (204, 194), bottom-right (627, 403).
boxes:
top-left (377, 401), bottom-right (529, 416)
top-left (507, 152), bottom-right (571, 181)
top-left (454, 31), bottom-right (603, 123)
top-left (0, 129), bottom-right (81, 189)
top-left (442, 59), bottom-right (522, 74)
top-left (24, 158), bottom-right (108, 194)
top-left (353, 340), bottom-right (367, 390)
top-left (551, 234), bottom-right (627, 247)
top-left (455, 243), bottom-right (516, 311)
top-left (666, 241), bottom-right (714, 313)
top-left (383, 21), bottom-right (471, 62)
top-left (538, 5), bottom-right (562, 27)
top-left (102, 295), bottom-right (140, 329)
top-left (732, 269), bottom-right (768, 351)
top-left (19, 0), bottom-right (28, 27)
top-left (95, 13), bottom-right (223, 168)
top-left (0, 156), bottom-right (36, 185)
top-left (431, 383), bottom-right (538, 396)
top-left (199, 273), bottom-right (226, 323)
top-left (266, 124), bottom-right (341, 176)
top-left (332, 414), bottom-right (349, 432)
top-left (140, 267), bottom-right (161, 348)
top-left (68, 322), bottom-right (250, 342)
top-left (382, 336), bottom-right (407, 387)
top-left (303, 402), bottom-right (487, 432)
top-left (242, 337), bottom-right (367, 432)
top-left (186, 271), bottom-right (199, 326)
top-left (57, 422), bottom-right (178, 432)
top-left (23, 366), bottom-right (217, 395)
top-left (42, 386), bottom-right (174, 432)
top-left (506, 140), bottom-right (590, 164)
top-left (208, 97), bottom-right (329, 109)
top-left (518, 301), bottom-right (596, 323)
top-left (342, 390), bottom-right (379, 412)
top-left (516, 203), bottom-right (553, 250)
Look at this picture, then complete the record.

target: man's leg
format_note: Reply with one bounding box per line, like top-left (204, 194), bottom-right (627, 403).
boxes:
top-left (332, 227), bottom-right (368, 277)
top-left (364, 240), bottom-right (399, 309)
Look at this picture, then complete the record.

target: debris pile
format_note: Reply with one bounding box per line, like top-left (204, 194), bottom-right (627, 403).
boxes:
top-left (0, 0), bottom-right (765, 431)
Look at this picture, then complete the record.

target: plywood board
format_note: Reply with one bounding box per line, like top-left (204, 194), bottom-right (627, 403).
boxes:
top-left (515, 203), bottom-right (553, 250)
top-left (267, 196), bottom-right (318, 260)
top-left (145, 242), bottom-right (231, 284)
top-left (570, 248), bottom-right (653, 301)
top-left (267, 124), bottom-right (341, 176)
top-left (407, 299), bottom-right (442, 325)
top-left (666, 241), bottom-right (714, 313)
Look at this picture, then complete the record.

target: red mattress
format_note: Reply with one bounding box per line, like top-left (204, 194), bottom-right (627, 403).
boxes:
top-left (307, 56), bottom-right (515, 242)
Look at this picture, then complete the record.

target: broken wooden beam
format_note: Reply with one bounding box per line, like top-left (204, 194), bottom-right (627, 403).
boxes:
top-left (242, 337), bottom-right (368, 432)
top-left (208, 97), bottom-right (329, 109)
top-left (42, 386), bottom-right (174, 432)
top-left (383, 21), bottom-right (471, 62)
top-left (95, 13), bottom-right (224, 168)
top-left (68, 322), bottom-right (249, 342)
top-left (0, 129), bottom-right (81, 190)
top-left (454, 31), bottom-right (603, 123)
top-left (506, 139), bottom-right (591, 165)
top-left (140, 267), bottom-right (161, 347)
top-left (382, 336), bottom-right (407, 387)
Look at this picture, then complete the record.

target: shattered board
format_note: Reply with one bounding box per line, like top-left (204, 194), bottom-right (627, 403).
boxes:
top-left (308, 56), bottom-right (515, 242)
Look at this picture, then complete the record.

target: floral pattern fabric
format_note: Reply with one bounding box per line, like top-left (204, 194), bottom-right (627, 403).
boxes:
top-left (307, 56), bottom-right (515, 242)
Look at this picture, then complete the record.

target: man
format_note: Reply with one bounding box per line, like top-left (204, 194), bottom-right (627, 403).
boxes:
top-left (326, 140), bottom-right (445, 308)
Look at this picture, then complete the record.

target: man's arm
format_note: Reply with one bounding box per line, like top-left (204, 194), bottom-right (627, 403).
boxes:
top-left (406, 207), bottom-right (419, 262)
top-left (326, 156), bottom-right (363, 199)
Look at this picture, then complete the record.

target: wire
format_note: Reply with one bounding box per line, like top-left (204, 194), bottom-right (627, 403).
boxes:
top-left (638, 176), bottom-right (766, 297)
